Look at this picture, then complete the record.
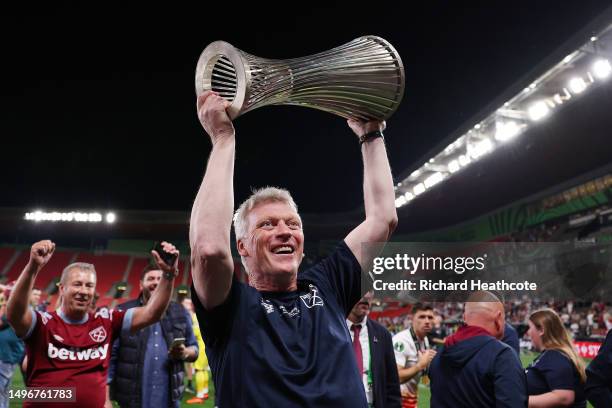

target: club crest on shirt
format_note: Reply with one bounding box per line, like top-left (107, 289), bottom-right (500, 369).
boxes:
top-left (89, 326), bottom-right (107, 343)
top-left (394, 342), bottom-right (405, 352)
top-left (260, 299), bottom-right (275, 314)
top-left (279, 305), bottom-right (300, 318)
top-left (300, 284), bottom-right (324, 309)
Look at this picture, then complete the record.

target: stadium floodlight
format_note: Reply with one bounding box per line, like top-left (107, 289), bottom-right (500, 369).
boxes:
top-left (458, 154), bottom-right (472, 167)
top-left (106, 212), bottom-right (116, 223)
top-left (394, 20), bottom-right (612, 210)
top-left (395, 196), bottom-right (407, 208)
top-left (528, 101), bottom-right (550, 121)
top-left (448, 159), bottom-right (460, 173)
top-left (568, 77), bottom-right (587, 94)
top-left (424, 172), bottom-right (444, 188)
top-left (25, 211), bottom-right (103, 223)
top-left (495, 121), bottom-right (520, 142)
top-left (403, 191), bottom-right (414, 201)
top-left (413, 183), bottom-right (426, 196)
top-left (592, 59), bottom-right (611, 79)
top-left (469, 138), bottom-right (493, 159)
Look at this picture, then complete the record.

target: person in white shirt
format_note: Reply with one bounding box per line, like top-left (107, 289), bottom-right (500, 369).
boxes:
top-left (392, 303), bottom-right (436, 408)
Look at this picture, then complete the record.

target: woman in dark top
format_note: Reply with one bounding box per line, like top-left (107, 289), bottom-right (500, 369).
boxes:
top-left (526, 308), bottom-right (587, 408)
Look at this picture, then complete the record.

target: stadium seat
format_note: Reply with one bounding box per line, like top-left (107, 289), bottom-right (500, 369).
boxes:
top-left (0, 247), bottom-right (17, 280)
top-left (74, 253), bottom-right (129, 298)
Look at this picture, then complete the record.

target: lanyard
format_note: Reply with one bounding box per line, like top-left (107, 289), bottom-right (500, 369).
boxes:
top-left (410, 326), bottom-right (428, 374)
top-left (409, 326), bottom-right (427, 352)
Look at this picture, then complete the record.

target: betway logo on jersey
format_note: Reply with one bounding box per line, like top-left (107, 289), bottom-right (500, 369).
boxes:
top-left (47, 343), bottom-right (109, 361)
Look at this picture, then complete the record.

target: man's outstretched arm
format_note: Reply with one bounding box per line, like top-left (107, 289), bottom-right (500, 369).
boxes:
top-left (7, 240), bottom-right (55, 337)
top-left (190, 91), bottom-right (236, 310)
top-left (130, 242), bottom-right (179, 332)
top-left (344, 120), bottom-right (398, 270)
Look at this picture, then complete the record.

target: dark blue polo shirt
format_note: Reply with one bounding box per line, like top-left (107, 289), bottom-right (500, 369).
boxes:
top-left (192, 242), bottom-right (367, 408)
top-left (526, 349), bottom-right (586, 408)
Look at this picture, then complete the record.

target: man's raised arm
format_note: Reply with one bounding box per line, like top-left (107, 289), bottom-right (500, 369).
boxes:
top-left (344, 120), bottom-right (398, 270)
top-left (130, 242), bottom-right (179, 333)
top-left (189, 91), bottom-right (236, 310)
top-left (7, 240), bottom-right (55, 338)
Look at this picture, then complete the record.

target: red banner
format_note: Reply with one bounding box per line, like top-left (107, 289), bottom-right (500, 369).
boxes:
top-left (573, 341), bottom-right (601, 359)
top-left (369, 306), bottom-right (412, 319)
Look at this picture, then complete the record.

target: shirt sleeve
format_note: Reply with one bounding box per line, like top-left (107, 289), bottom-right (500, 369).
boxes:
top-left (392, 332), bottom-right (409, 367)
top-left (108, 307), bottom-right (131, 340)
top-left (299, 241), bottom-right (362, 316)
top-left (191, 279), bottom-right (241, 347)
top-left (540, 351), bottom-right (576, 391)
top-left (22, 308), bottom-right (38, 340)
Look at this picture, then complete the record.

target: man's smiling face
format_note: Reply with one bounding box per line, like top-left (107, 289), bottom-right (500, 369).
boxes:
top-left (238, 200), bottom-right (304, 280)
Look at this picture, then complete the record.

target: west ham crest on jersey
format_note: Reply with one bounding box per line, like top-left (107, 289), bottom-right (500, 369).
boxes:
top-left (300, 284), bottom-right (324, 308)
top-left (89, 326), bottom-right (107, 343)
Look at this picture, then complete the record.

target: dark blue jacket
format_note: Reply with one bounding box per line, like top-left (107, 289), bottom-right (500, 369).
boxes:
top-left (366, 319), bottom-right (401, 408)
top-left (586, 329), bottom-right (612, 407)
top-left (429, 334), bottom-right (527, 408)
top-left (502, 323), bottom-right (520, 355)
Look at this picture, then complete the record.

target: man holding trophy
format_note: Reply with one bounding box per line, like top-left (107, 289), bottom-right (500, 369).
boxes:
top-left (189, 36), bottom-right (403, 407)
top-left (190, 88), bottom-right (397, 407)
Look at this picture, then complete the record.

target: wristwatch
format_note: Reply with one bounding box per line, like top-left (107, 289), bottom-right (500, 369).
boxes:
top-left (163, 269), bottom-right (178, 281)
top-left (359, 130), bottom-right (384, 145)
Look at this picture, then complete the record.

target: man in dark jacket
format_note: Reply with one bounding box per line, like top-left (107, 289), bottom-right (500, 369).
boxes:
top-left (502, 322), bottom-right (520, 355)
top-left (108, 263), bottom-right (199, 408)
top-left (429, 291), bottom-right (527, 408)
top-left (585, 329), bottom-right (612, 407)
top-left (347, 293), bottom-right (401, 408)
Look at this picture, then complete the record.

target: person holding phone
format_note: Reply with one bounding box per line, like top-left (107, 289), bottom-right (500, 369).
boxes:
top-left (107, 243), bottom-right (199, 408)
top-left (6, 240), bottom-right (178, 408)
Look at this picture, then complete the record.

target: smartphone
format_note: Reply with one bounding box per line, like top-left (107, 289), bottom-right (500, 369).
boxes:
top-left (153, 241), bottom-right (178, 266)
top-left (170, 337), bottom-right (186, 349)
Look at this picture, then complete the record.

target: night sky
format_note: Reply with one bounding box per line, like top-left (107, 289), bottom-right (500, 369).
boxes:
top-left (2, 2), bottom-right (610, 215)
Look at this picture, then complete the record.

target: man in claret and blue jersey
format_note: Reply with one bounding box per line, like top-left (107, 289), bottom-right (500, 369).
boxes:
top-left (6, 240), bottom-right (179, 408)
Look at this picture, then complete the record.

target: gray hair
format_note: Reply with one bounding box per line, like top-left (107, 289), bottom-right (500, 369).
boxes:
top-left (60, 262), bottom-right (97, 285)
top-left (233, 186), bottom-right (299, 241)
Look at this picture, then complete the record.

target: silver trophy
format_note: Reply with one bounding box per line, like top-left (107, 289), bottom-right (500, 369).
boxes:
top-left (195, 36), bottom-right (405, 120)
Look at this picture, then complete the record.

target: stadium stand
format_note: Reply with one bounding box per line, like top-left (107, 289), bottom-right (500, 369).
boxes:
top-left (4, 250), bottom-right (29, 282)
top-left (0, 247), bottom-right (17, 279)
top-left (73, 253), bottom-right (129, 300)
top-left (125, 257), bottom-right (151, 299)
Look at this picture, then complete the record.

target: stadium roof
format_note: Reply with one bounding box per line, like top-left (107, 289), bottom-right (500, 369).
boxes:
top-left (391, 8), bottom-right (612, 234)
top-left (394, 9), bottom-right (612, 210)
